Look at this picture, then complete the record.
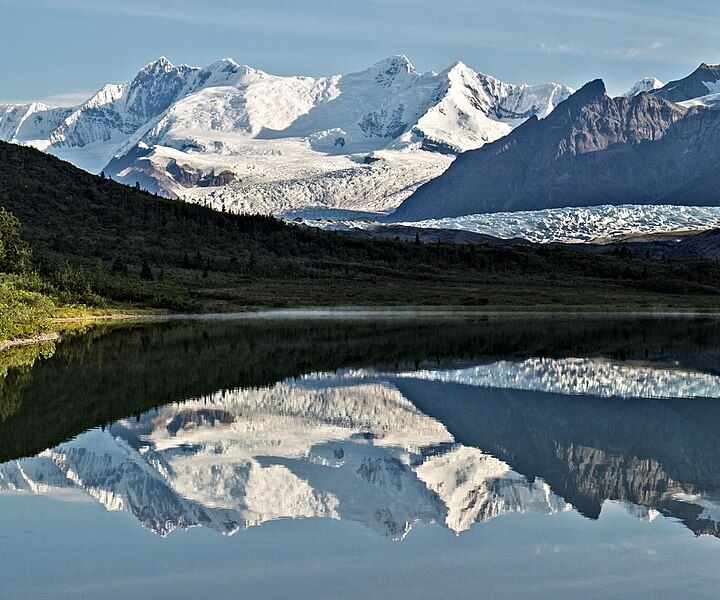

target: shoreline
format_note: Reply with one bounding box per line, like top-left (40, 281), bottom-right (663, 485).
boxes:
top-left (0, 332), bottom-right (60, 351)
top-left (4, 306), bottom-right (720, 351)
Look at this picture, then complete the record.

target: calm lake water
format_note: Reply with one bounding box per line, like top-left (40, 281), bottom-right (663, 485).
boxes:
top-left (2, 314), bottom-right (720, 599)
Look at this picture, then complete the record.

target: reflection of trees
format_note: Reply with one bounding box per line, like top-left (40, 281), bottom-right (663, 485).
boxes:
top-left (2, 315), bottom-right (720, 462)
top-left (0, 341), bottom-right (55, 422)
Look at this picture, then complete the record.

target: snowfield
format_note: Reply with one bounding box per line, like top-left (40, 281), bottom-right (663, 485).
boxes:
top-left (175, 143), bottom-right (453, 214)
top-left (300, 204), bottom-right (720, 244)
top-left (0, 55), bottom-right (571, 214)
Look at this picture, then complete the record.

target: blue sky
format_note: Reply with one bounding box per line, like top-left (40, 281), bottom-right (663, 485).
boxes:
top-left (2, 0), bottom-right (719, 104)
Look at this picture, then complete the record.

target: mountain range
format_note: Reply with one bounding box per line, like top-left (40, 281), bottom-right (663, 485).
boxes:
top-left (0, 56), bottom-right (571, 214)
top-left (5, 57), bottom-right (720, 231)
top-left (393, 64), bottom-right (720, 220)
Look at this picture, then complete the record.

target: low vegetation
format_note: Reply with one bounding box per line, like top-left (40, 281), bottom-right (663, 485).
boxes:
top-left (0, 208), bottom-right (56, 340)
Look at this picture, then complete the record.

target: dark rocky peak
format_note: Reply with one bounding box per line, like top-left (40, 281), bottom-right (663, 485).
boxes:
top-left (573, 78), bottom-right (607, 100)
top-left (653, 62), bottom-right (720, 103)
top-left (543, 79), bottom-right (608, 122)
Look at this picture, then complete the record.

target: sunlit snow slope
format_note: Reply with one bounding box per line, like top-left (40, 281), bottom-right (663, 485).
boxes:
top-left (0, 55), bottom-right (571, 214)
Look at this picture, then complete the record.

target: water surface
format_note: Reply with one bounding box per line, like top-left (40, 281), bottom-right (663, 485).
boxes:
top-left (1, 315), bottom-right (719, 599)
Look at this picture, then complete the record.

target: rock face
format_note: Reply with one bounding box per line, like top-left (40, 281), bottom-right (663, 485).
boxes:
top-left (652, 62), bottom-right (720, 103)
top-left (392, 78), bottom-right (720, 220)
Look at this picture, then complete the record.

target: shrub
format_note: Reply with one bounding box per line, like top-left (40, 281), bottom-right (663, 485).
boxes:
top-left (0, 274), bottom-right (56, 340)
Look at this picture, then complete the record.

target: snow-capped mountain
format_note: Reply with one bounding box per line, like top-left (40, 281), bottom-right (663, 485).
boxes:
top-left (623, 76), bottom-right (664, 97)
top-left (0, 56), bottom-right (572, 214)
top-left (653, 62), bottom-right (720, 104)
top-left (393, 77), bottom-right (720, 219)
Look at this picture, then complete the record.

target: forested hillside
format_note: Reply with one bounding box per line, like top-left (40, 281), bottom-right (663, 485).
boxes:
top-left (1, 141), bottom-right (720, 312)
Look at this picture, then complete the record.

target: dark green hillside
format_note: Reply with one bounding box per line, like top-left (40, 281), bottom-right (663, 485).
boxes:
top-left (1, 140), bottom-right (720, 310)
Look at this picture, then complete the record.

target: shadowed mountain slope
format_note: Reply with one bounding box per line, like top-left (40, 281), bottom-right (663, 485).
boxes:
top-left (393, 79), bottom-right (720, 220)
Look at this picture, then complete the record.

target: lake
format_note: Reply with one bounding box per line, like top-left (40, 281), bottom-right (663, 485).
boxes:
top-left (1, 313), bottom-right (720, 599)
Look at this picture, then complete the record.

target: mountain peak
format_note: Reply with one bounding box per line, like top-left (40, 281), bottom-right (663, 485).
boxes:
top-left (142, 56), bottom-right (176, 73)
top-left (623, 77), bottom-right (664, 97)
top-left (205, 57), bottom-right (247, 76)
top-left (446, 60), bottom-right (476, 78)
top-left (564, 79), bottom-right (606, 105)
top-left (580, 78), bottom-right (607, 96)
top-left (654, 62), bottom-right (720, 102)
top-left (550, 79), bottom-right (606, 113)
top-left (216, 57), bottom-right (240, 68)
top-left (376, 54), bottom-right (415, 69)
top-left (368, 55), bottom-right (417, 85)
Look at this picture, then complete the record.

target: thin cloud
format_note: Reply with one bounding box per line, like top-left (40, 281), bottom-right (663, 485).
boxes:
top-left (39, 90), bottom-right (95, 106)
top-left (619, 39), bottom-right (672, 60)
top-left (540, 43), bottom-right (576, 55)
top-left (1, 89), bottom-right (94, 107)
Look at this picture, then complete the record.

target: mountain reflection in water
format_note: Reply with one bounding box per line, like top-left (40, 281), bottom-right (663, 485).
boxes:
top-left (1, 315), bottom-right (720, 541)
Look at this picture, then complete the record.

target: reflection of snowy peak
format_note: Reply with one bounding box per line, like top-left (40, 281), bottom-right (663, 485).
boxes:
top-left (0, 379), bottom-right (568, 538)
top-left (416, 446), bottom-right (566, 532)
top-left (0, 55), bottom-right (571, 214)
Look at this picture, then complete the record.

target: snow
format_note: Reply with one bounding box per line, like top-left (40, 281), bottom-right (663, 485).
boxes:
top-left (177, 146), bottom-right (453, 214)
top-left (0, 55), bottom-right (571, 213)
top-left (703, 79), bottom-right (720, 94)
top-left (2, 367), bottom-right (719, 538)
top-left (679, 91), bottom-right (720, 109)
top-left (672, 494), bottom-right (720, 527)
top-left (301, 204), bottom-right (720, 244)
top-left (622, 77), bottom-right (664, 97)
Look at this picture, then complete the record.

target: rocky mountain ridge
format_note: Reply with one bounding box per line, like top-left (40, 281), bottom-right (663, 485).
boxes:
top-left (393, 74), bottom-right (720, 219)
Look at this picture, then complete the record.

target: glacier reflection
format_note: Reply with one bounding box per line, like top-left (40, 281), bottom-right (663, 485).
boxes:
top-left (2, 360), bottom-right (720, 540)
top-left (391, 357), bottom-right (720, 399)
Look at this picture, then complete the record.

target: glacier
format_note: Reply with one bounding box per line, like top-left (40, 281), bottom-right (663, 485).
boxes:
top-left (300, 204), bottom-right (720, 244)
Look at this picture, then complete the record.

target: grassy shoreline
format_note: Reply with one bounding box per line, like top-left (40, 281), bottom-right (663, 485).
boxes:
top-left (4, 302), bottom-right (720, 349)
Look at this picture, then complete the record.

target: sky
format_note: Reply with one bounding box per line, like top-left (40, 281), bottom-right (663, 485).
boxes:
top-left (2, 0), bottom-right (719, 104)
